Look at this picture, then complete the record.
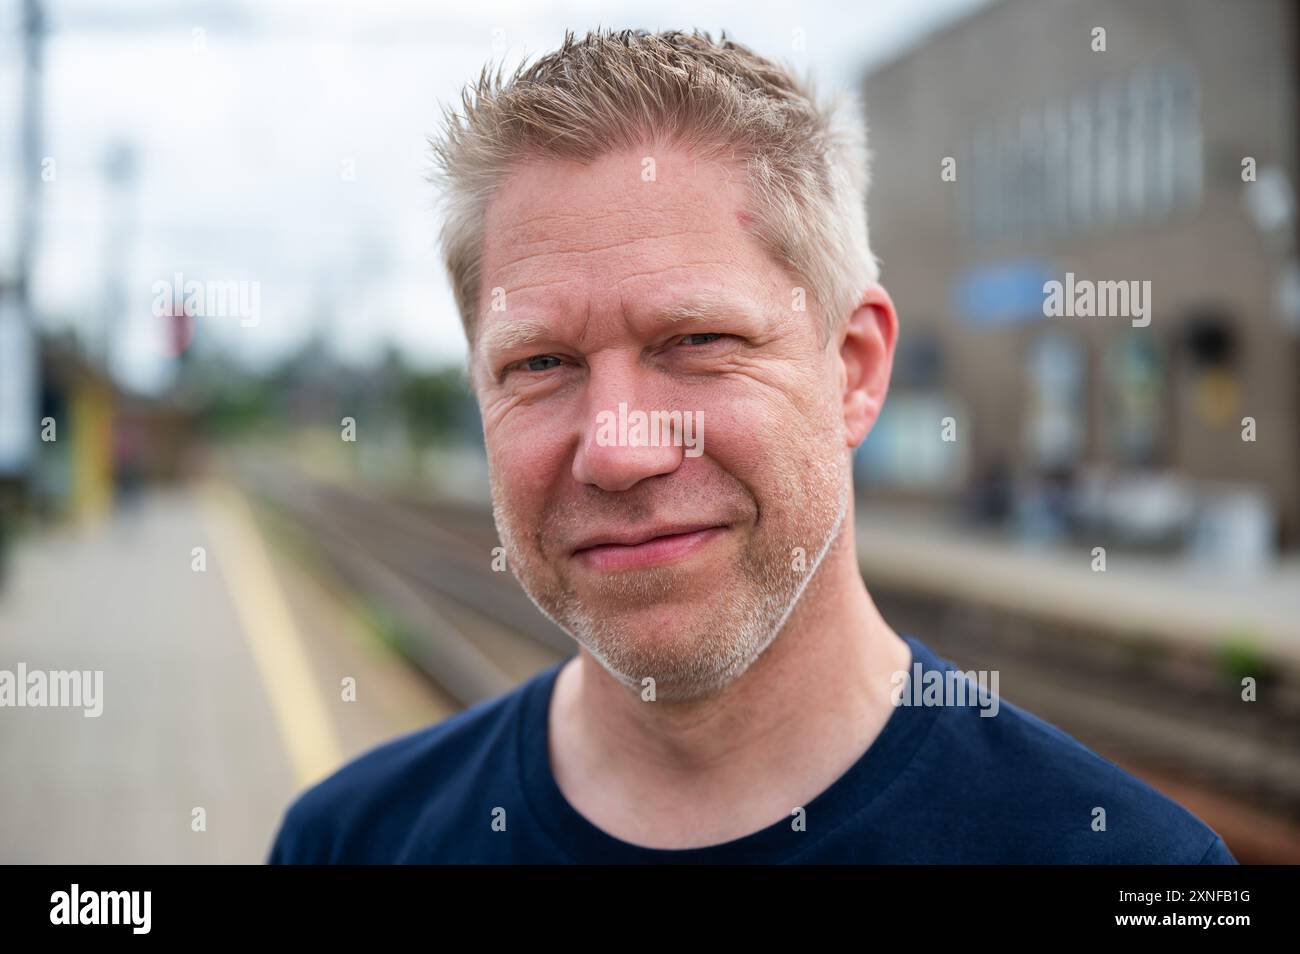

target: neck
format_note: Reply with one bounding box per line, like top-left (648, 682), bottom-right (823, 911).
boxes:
top-left (547, 509), bottom-right (913, 848)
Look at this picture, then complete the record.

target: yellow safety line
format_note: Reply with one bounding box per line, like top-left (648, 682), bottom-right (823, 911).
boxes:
top-left (198, 481), bottom-right (344, 789)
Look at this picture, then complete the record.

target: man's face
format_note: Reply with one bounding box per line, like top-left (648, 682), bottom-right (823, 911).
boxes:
top-left (474, 146), bottom-right (854, 701)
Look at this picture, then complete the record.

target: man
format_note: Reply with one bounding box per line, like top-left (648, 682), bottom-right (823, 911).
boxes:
top-left (269, 28), bottom-right (1234, 863)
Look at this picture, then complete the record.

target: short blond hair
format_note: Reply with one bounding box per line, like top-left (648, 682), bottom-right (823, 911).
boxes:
top-left (430, 28), bottom-right (878, 348)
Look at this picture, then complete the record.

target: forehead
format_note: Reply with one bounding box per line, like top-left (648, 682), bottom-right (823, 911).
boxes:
top-left (476, 147), bottom-right (777, 336)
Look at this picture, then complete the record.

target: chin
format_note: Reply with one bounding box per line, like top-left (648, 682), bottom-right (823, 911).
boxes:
top-left (570, 601), bottom-right (778, 696)
top-left (571, 584), bottom-right (730, 638)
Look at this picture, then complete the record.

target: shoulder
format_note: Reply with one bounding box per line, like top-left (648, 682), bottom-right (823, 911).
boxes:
top-left (267, 663), bottom-right (559, 864)
top-left (903, 638), bottom-right (1236, 864)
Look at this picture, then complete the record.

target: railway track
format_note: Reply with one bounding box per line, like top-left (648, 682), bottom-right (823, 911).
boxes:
top-left (235, 460), bottom-right (1300, 860)
top-left (239, 460), bottom-right (570, 704)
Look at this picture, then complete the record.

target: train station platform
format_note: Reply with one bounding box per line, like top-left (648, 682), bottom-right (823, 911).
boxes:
top-left (0, 482), bottom-right (455, 863)
top-left (856, 503), bottom-right (1300, 666)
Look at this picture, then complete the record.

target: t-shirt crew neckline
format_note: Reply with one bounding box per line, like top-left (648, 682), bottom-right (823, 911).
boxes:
top-left (516, 634), bottom-right (943, 863)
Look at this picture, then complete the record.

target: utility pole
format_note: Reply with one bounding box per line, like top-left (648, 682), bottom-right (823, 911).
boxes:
top-left (17, 0), bottom-right (43, 312)
top-left (0, 0), bottom-right (45, 581)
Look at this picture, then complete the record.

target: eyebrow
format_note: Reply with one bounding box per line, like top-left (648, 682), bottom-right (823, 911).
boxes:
top-left (477, 318), bottom-right (553, 359)
top-left (660, 302), bottom-right (731, 323)
top-left (477, 294), bottom-right (755, 361)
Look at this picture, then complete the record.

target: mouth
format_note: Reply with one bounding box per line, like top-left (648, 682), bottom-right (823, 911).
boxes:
top-left (570, 524), bottom-right (729, 571)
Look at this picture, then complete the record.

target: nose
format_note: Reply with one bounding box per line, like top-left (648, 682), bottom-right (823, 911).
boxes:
top-left (572, 369), bottom-right (685, 493)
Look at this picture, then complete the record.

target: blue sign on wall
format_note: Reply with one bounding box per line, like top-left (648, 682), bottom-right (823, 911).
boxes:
top-left (952, 259), bottom-right (1056, 327)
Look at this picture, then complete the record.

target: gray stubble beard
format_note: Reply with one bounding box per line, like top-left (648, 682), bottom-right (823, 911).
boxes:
top-left (490, 452), bottom-right (851, 703)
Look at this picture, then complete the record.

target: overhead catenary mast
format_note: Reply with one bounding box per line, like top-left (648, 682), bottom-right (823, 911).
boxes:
top-left (0, 0), bottom-right (44, 483)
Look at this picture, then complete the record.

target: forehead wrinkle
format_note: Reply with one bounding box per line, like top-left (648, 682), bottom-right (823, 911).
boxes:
top-left (498, 202), bottom-right (630, 236)
top-left (490, 205), bottom-right (641, 262)
top-left (485, 215), bottom-right (721, 298)
top-left (493, 229), bottom-right (723, 279)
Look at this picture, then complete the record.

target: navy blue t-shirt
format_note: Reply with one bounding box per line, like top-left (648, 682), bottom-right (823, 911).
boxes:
top-left (267, 634), bottom-right (1236, 863)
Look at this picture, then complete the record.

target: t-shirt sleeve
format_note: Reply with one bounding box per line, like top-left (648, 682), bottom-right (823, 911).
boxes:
top-left (265, 810), bottom-right (299, 864)
top-left (265, 799), bottom-right (327, 865)
top-left (1197, 835), bottom-right (1238, 865)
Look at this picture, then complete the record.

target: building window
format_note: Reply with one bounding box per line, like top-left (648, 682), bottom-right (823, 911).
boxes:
top-left (963, 66), bottom-right (1202, 241)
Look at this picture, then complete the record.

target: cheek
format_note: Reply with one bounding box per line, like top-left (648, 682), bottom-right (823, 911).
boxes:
top-left (781, 367), bottom-right (847, 451)
top-left (695, 393), bottom-right (801, 493)
top-left (720, 393), bottom-right (843, 510)
top-left (486, 416), bottom-right (570, 508)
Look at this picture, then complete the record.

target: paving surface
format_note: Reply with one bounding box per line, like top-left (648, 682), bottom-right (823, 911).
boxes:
top-left (0, 484), bottom-right (456, 864)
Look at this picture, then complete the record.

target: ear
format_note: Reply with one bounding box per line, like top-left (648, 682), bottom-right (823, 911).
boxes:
top-left (839, 282), bottom-right (898, 449)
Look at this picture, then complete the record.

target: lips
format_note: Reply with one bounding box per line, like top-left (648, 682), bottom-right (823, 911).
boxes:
top-left (570, 523), bottom-right (729, 571)
top-left (570, 522), bottom-right (726, 553)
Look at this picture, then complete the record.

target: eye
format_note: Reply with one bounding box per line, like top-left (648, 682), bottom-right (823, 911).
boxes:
top-left (519, 354), bottom-right (562, 372)
top-left (679, 333), bottom-right (726, 346)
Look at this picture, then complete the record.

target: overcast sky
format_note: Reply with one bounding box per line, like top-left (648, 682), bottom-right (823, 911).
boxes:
top-left (2, 0), bottom-right (991, 391)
